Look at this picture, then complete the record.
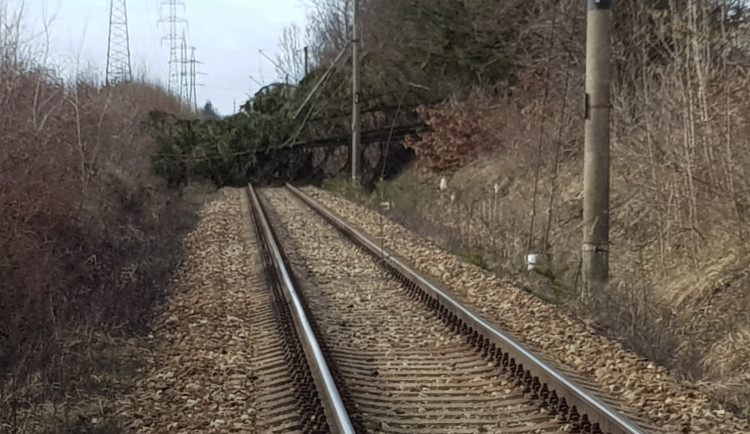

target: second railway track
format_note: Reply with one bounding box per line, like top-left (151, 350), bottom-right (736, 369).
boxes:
top-left (247, 184), bottom-right (653, 434)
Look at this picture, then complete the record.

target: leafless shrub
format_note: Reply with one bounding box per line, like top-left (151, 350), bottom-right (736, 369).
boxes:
top-left (0, 4), bottom-right (197, 430)
top-left (378, 0), bottom-right (750, 410)
top-left (576, 278), bottom-right (702, 377)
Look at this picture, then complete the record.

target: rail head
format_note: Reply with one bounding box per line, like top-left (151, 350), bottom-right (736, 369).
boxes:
top-left (286, 183), bottom-right (650, 434)
top-left (247, 184), bottom-right (355, 434)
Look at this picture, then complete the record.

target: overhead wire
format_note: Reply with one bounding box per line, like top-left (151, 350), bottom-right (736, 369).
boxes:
top-left (543, 5), bottom-right (578, 256)
top-left (525, 1), bottom-right (561, 265)
top-left (144, 0), bottom-right (167, 84)
top-left (380, 89), bottom-right (407, 180)
top-left (153, 41), bottom-right (354, 168)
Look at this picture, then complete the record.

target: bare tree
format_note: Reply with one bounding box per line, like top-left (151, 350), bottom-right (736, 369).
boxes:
top-left (307, 0), bottom-right (351, 64)
top-left (275, 24), bottom-right (308, 83)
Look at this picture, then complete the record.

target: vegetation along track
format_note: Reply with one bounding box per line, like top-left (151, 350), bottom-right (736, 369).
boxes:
top-left (249, 184), bottom-right (653, 434)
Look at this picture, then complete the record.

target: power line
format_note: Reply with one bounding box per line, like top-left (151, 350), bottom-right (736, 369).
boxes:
top-left (106, 0), bottom-right (133, 85)
top-left (144, 0), bottom-right (167, 83)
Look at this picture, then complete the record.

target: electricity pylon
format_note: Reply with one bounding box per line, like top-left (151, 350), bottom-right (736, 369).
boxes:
top-left (188, 47), bottom-right (203, 111)
top-left (179, 31), bottom-right (202, 110)
top-left (106, 0), bottom-right (132, 85)
top-left (180, 29), bottom-right (189, 101)
top-left (160, 0), bottom-right (187, 95)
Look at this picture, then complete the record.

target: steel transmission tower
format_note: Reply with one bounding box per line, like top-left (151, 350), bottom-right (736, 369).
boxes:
top-left (180, 30), bottom-right (189, 101)
top-left (179, 31), bottom-right (202, 109)
top-left (160, 0), bottom-right (187, 95)
top-left (188, 47), bottom-right (203, 111)
top-left (106, 0), bottom-right (132, 85)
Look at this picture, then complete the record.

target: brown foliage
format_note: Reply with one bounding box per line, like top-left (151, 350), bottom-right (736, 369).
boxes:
top-left (404, 103), bottom-right (499, 171)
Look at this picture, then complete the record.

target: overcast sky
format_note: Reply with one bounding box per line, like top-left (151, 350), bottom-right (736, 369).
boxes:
top-left (15, 0), bottom-right (309, 115)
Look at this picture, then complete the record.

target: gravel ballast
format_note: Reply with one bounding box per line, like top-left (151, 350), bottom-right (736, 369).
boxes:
top-left (262, 188), bottom-right (571, 433)
top-left (117, 189), bottom-right (263, 433)
top-left (305, 186), bottom-right (750, 433)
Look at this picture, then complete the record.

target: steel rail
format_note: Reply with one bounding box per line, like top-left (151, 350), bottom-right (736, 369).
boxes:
top-left (247, 184), bottom-right (355, 434)
top-left (286, 183), bottom-right (649, 434)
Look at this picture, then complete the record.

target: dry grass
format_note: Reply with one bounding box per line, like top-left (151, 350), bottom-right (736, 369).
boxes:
top-left (702, 328), bottom-right (750, 414)
top-left (1, 332), bottom-right (149, 433)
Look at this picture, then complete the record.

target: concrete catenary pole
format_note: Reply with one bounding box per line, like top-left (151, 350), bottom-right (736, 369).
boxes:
top-left (351, 0), bottom-right (361, 181)
top-left (582, 0), bottom-right (612, 297)
top-left (304, 46), bottom-right (309, 76)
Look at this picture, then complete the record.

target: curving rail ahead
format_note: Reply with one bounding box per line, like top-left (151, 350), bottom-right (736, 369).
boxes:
top-left (285, 183), bottom-right (649, 434)
top-left (247, 184), bottom-right (355, 434)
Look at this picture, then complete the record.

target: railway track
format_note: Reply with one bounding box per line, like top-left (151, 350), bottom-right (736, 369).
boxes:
top-left (245, 187), bottom-right (353, 433)
top-left (246, 184), bottom-right (653, 434)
